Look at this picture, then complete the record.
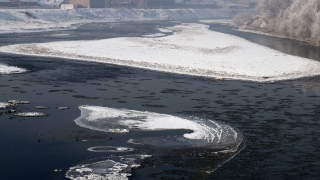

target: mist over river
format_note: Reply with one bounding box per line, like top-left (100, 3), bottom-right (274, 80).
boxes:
top-left (0, 21), bottom-right (320, 179)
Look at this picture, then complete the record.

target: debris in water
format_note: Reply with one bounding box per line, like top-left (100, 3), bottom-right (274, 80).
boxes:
top-left (57, 107), bottom-right (68, 110)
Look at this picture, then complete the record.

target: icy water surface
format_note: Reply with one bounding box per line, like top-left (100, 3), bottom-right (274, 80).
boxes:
top-left (0, 21), bottom-right (320, 179)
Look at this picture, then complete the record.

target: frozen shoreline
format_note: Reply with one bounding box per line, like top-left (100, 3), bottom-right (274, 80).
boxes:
top-left (1, 23), bottom-right (320, 82)
top-left (0, 8), bottom-right (239, 33)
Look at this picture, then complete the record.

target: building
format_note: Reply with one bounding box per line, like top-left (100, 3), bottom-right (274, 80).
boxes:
top-left (68, 0), bottom-right (105, 8)
top-left (0, 0), bottom-right (13, 6)
top-left (38, 0), bottom-right (66, 7)
top-left (133, 0), bottom-right (145, 8)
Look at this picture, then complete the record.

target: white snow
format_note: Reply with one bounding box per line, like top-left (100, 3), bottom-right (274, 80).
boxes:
top-left (2, 23), bottom-right (320, 82)
top-left (0, 64), bottom-right (27, 75)
top-left (74, 105), bottom-right (240, 146)
top-left (0, 8), bottom-right (237, 33)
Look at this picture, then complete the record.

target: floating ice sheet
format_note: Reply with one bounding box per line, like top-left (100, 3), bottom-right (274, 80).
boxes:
top-left (87, 146), bottom-right (134, 153)
top-left (14, 112), bottom-right (47, 117)
top-left (0, 102), bottom-right (9, 109)
top-left (65, 155), bottom-right (150, 180)
top-left (8, 100), bottom-right (30, 104)
top-left (0, 64), bottom-right (27, 75)
top-left (75, 105), bottom-right (242, 150)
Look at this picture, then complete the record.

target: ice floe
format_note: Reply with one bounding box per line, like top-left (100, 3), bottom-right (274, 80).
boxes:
top-left (14, 112), bottom-right (47, 117)
top-left (0, 102), bottom-right (9, 109)
top-left (8, 100), bottom-right (30, 104)
top-left (87, 146), bottom-right (134, 153)
top-left (65, 155), bottom-right (150, 180)
top-left (74, 105), bottom-right (242, 149)
top-left (2, 23), bottom-right (320, 82)
top-left (0, 64), bottom-right (27, 75)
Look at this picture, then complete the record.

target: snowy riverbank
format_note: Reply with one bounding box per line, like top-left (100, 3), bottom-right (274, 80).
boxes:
top-left (0, 8), bottom-right (240, 33)
top-left (1, 23), bottom-right (320, 82)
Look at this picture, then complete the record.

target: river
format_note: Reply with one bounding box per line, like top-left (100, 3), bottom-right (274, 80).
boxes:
top-left (0, 20), bottom-right (320, 179)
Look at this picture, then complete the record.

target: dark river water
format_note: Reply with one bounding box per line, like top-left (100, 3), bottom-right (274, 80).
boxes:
top-left (0, 21), bottom-right (320, 180)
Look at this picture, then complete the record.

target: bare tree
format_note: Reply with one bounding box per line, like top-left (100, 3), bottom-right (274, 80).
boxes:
top-left (249, 0), bottom-right (320, 46)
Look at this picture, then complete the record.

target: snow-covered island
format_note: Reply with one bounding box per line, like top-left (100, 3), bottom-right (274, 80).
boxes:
top-left (1, 23), bottom-right (320, 82)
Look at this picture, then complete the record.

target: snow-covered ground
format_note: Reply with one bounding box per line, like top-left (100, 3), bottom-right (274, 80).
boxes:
top-left (0, 8), bottom-right (238, 33)
top-left (0, 64), bottom-right (27, 74)
top-left (1, 23), bottom-right (320, 82)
